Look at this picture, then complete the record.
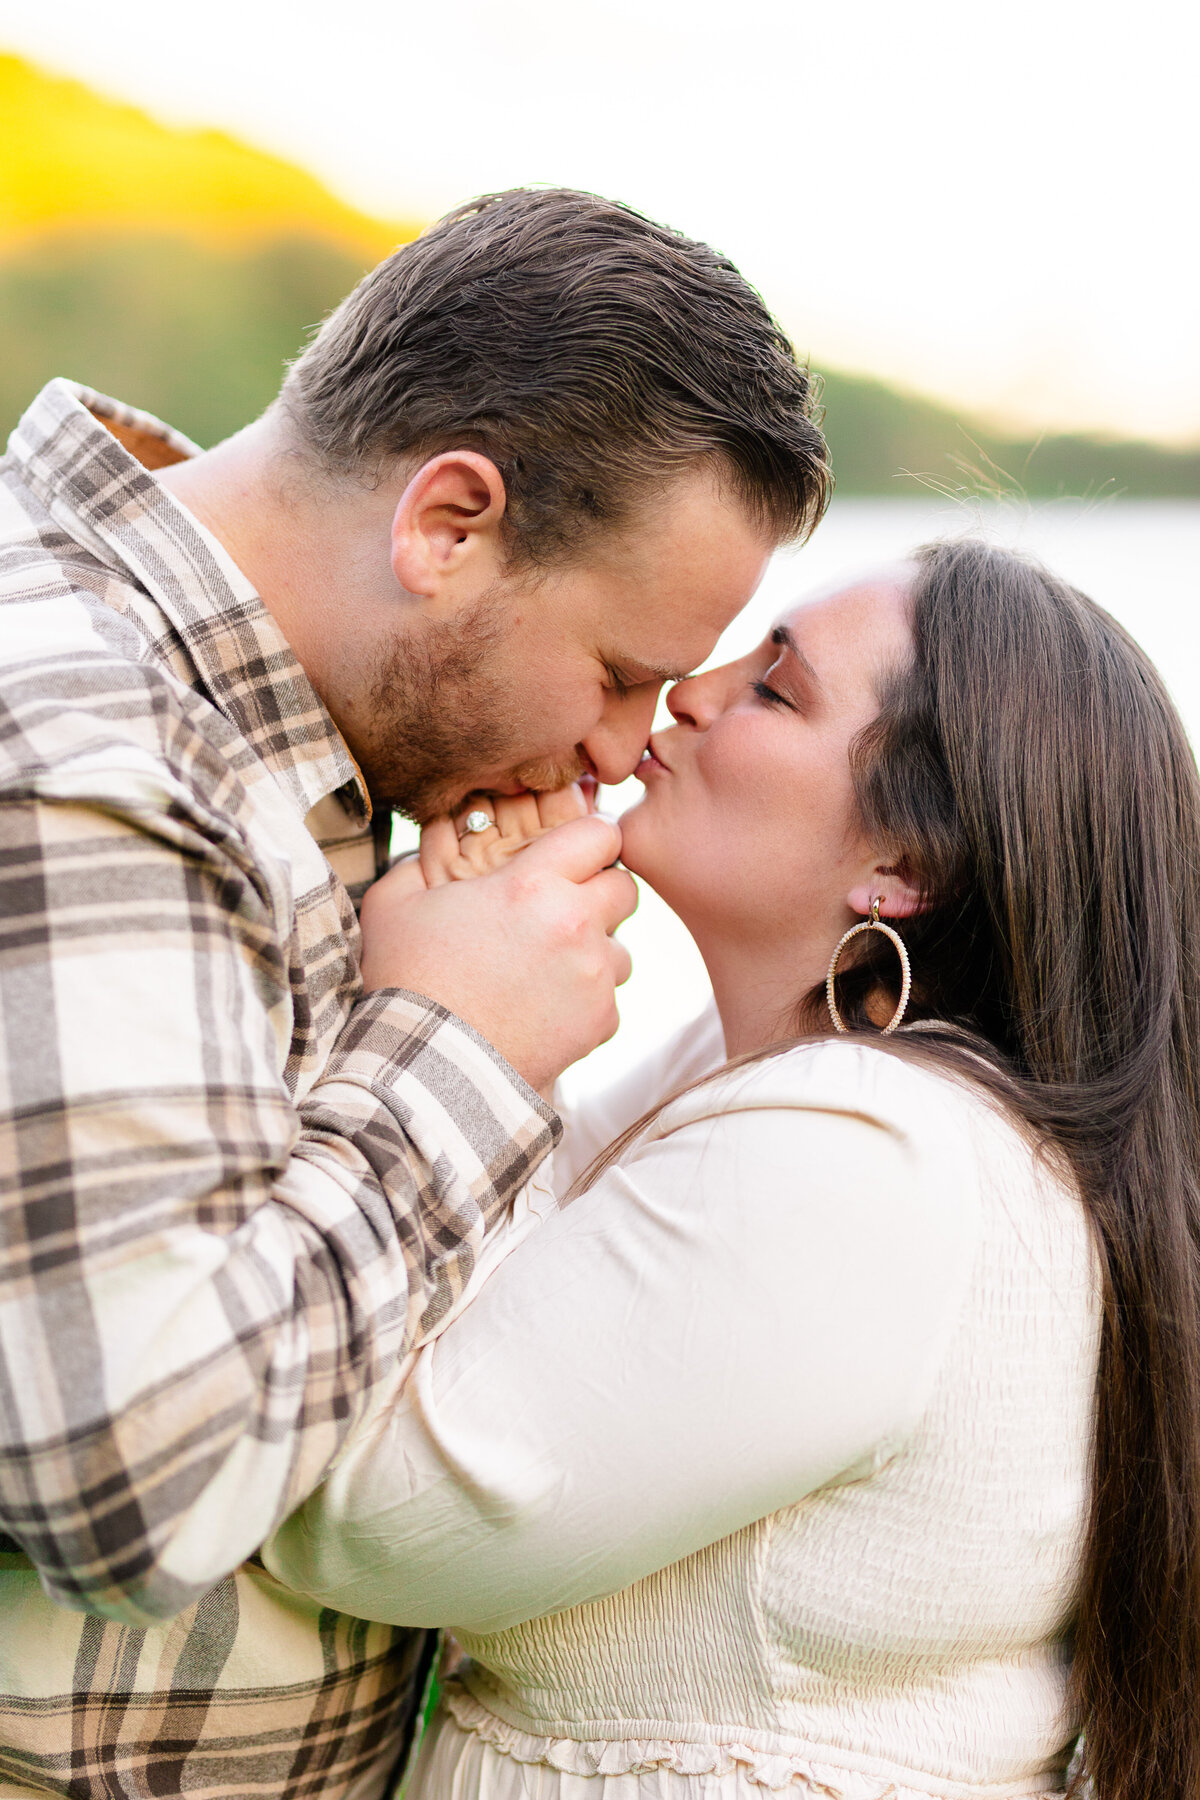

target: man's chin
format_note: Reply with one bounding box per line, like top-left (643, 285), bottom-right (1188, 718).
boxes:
top-left (384, 782), bottom-right (471, 828)
top-left (511, 754), bottom-right (587, 796)
top-left (378, 755), bottom-right (585, 826)
top-left (445, 759), bottom-right (587, 815)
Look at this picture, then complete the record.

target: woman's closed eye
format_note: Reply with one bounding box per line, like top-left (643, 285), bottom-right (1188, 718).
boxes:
top-left (750, 665), bottom-right (798, 711)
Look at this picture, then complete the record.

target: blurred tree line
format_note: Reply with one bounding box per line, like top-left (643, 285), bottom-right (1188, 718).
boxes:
top-left (0, 232), bottom-right (365, 448)
top-left (1, 229), bottom-right (1197, 498)
top-left (3, 50), bottom-right (1196, 497)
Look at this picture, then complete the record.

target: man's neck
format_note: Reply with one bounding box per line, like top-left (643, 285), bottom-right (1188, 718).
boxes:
top-left (158, 417), bottom-right (322, 651)
top-left (156, 417), bottom-right (402, 715)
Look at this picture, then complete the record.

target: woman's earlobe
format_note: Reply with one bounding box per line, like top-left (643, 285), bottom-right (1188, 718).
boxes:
top-left (847, 872), bottom-right (926, 920)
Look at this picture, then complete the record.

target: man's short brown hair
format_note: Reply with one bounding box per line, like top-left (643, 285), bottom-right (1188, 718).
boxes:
top-left (283, 187), bottom-right (831, 564)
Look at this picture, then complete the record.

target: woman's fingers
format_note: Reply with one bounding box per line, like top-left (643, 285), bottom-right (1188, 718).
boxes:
top-left (422, 786), bottom-right (612, 885)
top-left (535, 783), bottom-right (589, 830)
top-left (491, 792), bottom-right (543, 841)
top-left (609, 934), bottom-right (634, 989)
top-left (419, 816), bottom-right (463, 887)
top-left (448, 799), bottom-right (503, 876)
top-left (489, 786), bottom-right (587, 843)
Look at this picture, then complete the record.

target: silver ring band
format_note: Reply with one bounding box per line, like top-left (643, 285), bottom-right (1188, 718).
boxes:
top-left (458, 809), bottom-right (495, 838)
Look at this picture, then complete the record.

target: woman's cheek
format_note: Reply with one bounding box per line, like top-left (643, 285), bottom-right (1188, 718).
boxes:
top-left (699, 721), bottom-right (793, 827)
top-left (697, 714), bottom-right (767, 789)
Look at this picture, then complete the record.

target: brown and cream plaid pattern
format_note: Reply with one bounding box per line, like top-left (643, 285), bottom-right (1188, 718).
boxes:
top-left (0, 382), bottom-right (560, 1798)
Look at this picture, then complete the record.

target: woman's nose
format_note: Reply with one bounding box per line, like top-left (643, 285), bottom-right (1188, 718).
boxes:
top-left (665, 664), bottom-right (732, 729)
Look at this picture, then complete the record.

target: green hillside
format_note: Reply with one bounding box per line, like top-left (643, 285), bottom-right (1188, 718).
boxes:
top-left (0, 50), bottom-right (409, 448)
top-left (0, 230), bottom-right (370, 448)
top-left (0, 53), bottom-right (1195, 493)
top-left (817, 367), bottom-right (1200, 501)
top-left (3, 224), bottom-right (1196, 498)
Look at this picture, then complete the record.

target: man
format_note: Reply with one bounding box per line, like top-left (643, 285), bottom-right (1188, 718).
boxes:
top-left (0, 188), bottom-right (828, 1798)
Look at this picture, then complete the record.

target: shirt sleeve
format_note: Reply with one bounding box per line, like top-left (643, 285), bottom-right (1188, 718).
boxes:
top-left (263, 1052), bottom-right (980, 1634)
top-left (0, 781), bottom-right (557, 1626)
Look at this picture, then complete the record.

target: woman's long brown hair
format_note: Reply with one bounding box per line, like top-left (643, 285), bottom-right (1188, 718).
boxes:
top-left (580, 539), bottom-right (1200, 1799)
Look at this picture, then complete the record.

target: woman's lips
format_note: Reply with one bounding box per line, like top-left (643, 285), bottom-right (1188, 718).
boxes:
top-left (636, 741), bottom-right (669, 780)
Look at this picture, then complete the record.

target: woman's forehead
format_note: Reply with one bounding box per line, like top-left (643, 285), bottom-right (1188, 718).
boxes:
top-left (775, 565), bottom-right (915, 655)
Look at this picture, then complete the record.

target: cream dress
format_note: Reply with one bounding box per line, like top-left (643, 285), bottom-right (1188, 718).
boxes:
top-left (265, 1012), bottom-right (1100, 1800)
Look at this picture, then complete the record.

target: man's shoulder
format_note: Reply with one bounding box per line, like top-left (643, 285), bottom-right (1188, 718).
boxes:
top-left (0, 512), bottom-right (252, 833)
top-left (2, 426), bottom-right (135, 570)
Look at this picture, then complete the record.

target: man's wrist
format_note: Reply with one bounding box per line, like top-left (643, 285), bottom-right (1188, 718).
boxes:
top-left (321, 986), bottom-right (561, 1166)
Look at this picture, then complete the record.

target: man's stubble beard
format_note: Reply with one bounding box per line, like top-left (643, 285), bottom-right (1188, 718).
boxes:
top-left (359, 599), bottom-right (583, 823)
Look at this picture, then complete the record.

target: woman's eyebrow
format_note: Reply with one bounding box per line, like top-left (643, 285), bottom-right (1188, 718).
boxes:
top-left (771, 623), bottom-right (824, 691)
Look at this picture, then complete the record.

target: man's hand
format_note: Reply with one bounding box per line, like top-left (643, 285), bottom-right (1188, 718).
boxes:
top-left (359, 813), bottom-right (636, 1095)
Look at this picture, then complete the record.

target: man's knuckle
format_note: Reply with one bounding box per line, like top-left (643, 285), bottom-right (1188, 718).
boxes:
top-left (505, 866), bottom-right (541, 908)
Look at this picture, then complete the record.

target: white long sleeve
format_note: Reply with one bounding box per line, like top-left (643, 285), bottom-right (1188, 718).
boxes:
top-left (264, 1042), bottom-right (982, 1634)
top-left (552, 1002), bottom-right (727, 1192)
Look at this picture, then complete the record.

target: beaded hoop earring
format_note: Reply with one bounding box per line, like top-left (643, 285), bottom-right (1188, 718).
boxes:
top-left (825, 896), bottom-right (912, 1035)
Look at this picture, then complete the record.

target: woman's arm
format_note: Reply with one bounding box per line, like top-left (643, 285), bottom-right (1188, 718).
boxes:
top-left (264, 1047), bottom-right (980, 1633)
top-left (552, 1002), bottom-right (727, 1192)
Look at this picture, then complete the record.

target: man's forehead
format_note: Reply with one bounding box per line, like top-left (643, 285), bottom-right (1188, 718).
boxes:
top-left (616, 553), bottom-right (772, 675)
top-left (608, 622), bottom-right (726, 683)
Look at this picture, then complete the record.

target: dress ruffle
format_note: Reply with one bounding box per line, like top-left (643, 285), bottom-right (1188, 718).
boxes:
top-left (440, 1684), bottom-right (1067, 1799)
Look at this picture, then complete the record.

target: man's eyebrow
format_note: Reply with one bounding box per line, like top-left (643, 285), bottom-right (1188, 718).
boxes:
top-left (613, 657), bottom-right (688, 684)
top-left (771, 623), bottom-right (824, 690)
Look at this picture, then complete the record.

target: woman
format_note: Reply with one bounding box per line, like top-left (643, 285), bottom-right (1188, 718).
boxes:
top-left (266, 540), bottom-right (1200, 1800)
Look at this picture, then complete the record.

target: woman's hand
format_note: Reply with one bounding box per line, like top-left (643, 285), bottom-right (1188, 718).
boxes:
top-left (419, 783), bottom-right (594, 887)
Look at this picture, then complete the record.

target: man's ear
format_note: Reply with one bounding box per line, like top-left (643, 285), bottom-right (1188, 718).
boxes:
top-left (390, 451), bottom-right (507, 601)
top-left (847, 864), bottom-right (927, 921)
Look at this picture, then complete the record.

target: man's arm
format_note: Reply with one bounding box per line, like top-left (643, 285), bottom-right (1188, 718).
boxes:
top-left (0, 782), bottom-right (558, 1625)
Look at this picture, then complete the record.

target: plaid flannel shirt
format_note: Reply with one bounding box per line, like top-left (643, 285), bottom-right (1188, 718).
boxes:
top-left (0, 381), bottom-right (560, 1799)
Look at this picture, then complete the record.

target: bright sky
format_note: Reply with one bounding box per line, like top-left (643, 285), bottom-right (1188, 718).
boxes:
top-left (2, 0), bottom-right (1197, 445)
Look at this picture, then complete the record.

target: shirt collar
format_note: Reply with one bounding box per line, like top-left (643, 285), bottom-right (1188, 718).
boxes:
top-left (9, 379), bottom-right (371, 824)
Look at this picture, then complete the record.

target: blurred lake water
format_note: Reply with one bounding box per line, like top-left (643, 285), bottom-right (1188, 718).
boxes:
top-left (559, 495), bottom-right (1200, 1102)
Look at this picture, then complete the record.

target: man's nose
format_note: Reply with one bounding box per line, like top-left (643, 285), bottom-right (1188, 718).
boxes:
top-left (580, 684), bottom-right (663, 786)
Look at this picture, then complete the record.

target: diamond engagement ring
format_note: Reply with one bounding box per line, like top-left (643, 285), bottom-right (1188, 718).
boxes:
top-left (458, 809), bottom-right (495, 837)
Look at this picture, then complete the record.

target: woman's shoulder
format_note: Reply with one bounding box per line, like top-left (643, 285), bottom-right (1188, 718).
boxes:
top-left (650, 1033), bottom-right (1084, 1252)
top-left (653, 1033), bottom-right (989, 1148)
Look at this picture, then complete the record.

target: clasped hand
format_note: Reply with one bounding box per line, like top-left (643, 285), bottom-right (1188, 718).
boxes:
top-left (358, 786), bottom-right (637, 1097)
